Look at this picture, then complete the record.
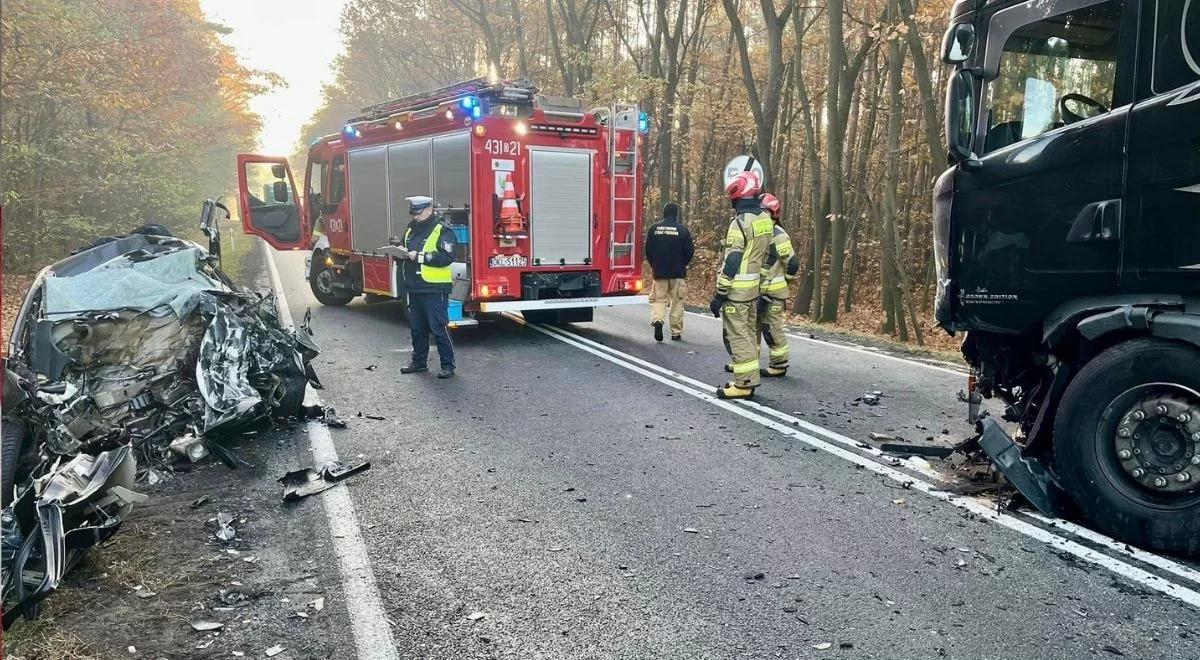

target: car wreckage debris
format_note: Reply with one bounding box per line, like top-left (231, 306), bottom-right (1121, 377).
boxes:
top-left (1, 220), bottom-right (323, 626)
top-left (279, 460), bottom-right (371, 501)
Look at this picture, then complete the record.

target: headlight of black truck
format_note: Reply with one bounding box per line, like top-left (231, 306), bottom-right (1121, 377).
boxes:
top-left (932, 167), bottom-right (956, 333)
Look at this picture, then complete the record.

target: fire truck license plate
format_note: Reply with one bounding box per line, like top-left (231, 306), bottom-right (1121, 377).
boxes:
top-left (489, 254), bottom-right (528, 268)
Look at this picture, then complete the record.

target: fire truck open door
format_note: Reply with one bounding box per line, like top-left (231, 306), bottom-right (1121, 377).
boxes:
top-left (236, 154), bottom-right (307, 250)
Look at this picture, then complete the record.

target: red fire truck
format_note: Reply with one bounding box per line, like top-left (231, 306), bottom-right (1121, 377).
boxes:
top-left (235, 78), bottom-right (649, 326)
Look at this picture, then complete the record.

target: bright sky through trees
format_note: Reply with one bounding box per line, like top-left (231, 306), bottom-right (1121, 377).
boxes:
top-left (200, 0), bottom-right (349, 155)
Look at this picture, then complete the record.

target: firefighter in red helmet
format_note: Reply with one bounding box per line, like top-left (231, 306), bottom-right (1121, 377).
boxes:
top-left (756, 192), bottom-right (799, 378)
top-left (710, 170), bottom-right (773, 399)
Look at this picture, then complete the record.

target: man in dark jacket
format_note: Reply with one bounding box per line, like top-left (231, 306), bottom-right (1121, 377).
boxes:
top-left (397, 195), bottom-right (458, 378)
top-left (644, 202), bottom-right (694, 342)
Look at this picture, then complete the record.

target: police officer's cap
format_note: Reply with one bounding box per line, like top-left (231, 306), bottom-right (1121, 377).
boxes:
top-left (406, 195), bottom-right (434, 213)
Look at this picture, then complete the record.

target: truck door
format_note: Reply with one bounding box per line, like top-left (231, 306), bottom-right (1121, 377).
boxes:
top-left (236, 155), bottom-right (308, 250)
top-left (1128, 0), bottom-right (1200, 284)
top-left (952, 0), bottom-right (1135, 329)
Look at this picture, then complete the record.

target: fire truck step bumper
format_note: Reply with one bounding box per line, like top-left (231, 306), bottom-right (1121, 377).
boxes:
top-left (478, 295), bottom-right (648, 313)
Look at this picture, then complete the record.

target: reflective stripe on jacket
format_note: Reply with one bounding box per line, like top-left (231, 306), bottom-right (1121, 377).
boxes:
top-left (715, 203), bottom-right (773, 303)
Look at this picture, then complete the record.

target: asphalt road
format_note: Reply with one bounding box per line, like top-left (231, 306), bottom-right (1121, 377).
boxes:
top-left (269, 247), bottom-right (1200, 660)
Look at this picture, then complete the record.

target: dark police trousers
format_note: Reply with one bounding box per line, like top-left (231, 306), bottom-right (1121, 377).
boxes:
top-left (407, 292), bottom-right (455, 370)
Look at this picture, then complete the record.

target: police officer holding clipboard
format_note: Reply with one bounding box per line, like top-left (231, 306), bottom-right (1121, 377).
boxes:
top-left (394, 195), bottom-right (458, 378)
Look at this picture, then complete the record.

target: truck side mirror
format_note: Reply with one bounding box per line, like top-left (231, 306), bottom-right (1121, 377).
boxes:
top-left (271, 163), bottom-right (286, 179)
top-left (945, 69), bottom-right (977, 164)
top-left (273, 180), bottom-right (290, 203)
top-left (941, 23), bottom-right (975, 65)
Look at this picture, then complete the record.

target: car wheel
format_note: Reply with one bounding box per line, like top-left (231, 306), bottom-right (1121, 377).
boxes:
top-left (1053, 338), bottom-right (1200, 554)
top-left (2, 418), bottom-right (29, 506)
top-left (309, 258), bottom-right (356, 306)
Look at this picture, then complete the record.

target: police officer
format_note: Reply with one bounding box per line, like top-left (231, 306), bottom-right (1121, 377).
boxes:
top-left (756, 193), bottom-right (799, 378)
top-left (397, 195), bottom-right (458, 378)
top-left (644, 201), bottom-right (694, 342)
top-left (710, 171), bottom-right (772, 400)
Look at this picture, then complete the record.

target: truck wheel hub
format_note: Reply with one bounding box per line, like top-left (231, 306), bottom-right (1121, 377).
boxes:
top-left (1113, 392), bottom-right (1200, 493)
top-left (315, 269), bottom-right (335, 294)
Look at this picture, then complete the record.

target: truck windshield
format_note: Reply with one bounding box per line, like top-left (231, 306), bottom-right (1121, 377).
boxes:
top-left (984, 0), bottom-right (1123, 154)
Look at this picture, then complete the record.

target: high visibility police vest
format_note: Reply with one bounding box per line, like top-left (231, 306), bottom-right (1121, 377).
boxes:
top-left (404, 222), bottom-right (452, 284)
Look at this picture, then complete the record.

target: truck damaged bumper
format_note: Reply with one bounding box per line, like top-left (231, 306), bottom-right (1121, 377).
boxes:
top-left (975, 418), bottom-right (1070, 517)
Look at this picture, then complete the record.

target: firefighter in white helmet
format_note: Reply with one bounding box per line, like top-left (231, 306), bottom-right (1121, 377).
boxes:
top-left (710, 171), bottom-right (772, 399)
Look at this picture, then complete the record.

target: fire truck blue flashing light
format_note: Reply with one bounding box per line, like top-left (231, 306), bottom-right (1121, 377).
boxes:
top-left (460, 95), bottom-right (484, 119)
top-left (638, 111), bottom-right (650, 134)
top-left (343, 123), bottom-right (360, 139)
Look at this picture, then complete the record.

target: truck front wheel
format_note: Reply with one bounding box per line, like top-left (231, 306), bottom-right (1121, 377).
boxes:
top-left (310, 257), bottom-right (356, 306)
top-left (1054, 338), bottom-right (1200, 554)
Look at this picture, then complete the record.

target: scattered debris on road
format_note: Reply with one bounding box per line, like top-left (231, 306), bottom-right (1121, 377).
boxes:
top-left (279, 460), bottom-right (371, 501)
top-left (214, 511), bottom-right (237, 542)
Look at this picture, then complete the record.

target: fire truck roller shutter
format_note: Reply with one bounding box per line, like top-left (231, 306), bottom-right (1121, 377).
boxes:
top-left (432, 133), bottom-right (470, 212)
top-left (348, 145), bottom-right (391, 253)
top-left (387, 138), bottom-right (432, 244)
top-left (530, 149), bottom-right (593, 266)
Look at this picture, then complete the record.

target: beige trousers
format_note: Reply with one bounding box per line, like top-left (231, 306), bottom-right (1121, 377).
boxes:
top-left (650, 278), bottom-right (686, 336)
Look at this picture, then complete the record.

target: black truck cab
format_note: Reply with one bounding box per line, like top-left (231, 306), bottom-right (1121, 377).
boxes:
top-left (937, 0), bottom-right (1200, 553)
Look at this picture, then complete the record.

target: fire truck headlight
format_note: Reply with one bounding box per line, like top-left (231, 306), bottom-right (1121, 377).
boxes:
top-left (514, 121), bottom-right (527, 136)
top-left (473, 125), bottom-right (486, 137)
top-left (324, 256), bottom-right (334, 267)
top-left (444, 109), bottom-right (454, 120)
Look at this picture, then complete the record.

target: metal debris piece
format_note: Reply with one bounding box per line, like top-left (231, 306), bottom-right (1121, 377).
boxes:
top-left (265, 645), bottom-right (285, 657)
top-left (878, 442), bottom-right (957, 459)
top-left (215, 511), bottom-right (236, 542)
top-left (303, 404), bottom-right (347, 428)
top-left (190, 620), bottom-right (224, 632)
top-left (682, 527), bottom-right (699, 534)
top-left (279, 460), bottom-right (371, 502)
top-left (309, 597), bottom-right (325, 611)
top-left (976, 419), bottom-right (1068, 516)
top-left (467, 612), bottom-right (487, 621)
top-left (2, 445), bottom-right (141, 627)
top-left (169, 433), bottom-right (210, 462)
top-left (190, 495), bottom-right (210, 509)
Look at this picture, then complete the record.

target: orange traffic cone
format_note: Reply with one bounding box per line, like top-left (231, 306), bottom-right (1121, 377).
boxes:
top-left (497, 173), bottom-right (526, 237)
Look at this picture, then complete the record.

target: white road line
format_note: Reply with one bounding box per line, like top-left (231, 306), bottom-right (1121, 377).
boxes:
top-left (514, 317), bottom-right (1200, 607)
top-left (682, 310), bottom-right (969, 376)
top-left (264, 244), bottom-right (401, 660)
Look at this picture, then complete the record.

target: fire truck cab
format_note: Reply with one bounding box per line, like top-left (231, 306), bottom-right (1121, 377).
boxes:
top-left (235, 78), bottom-right (649, 326)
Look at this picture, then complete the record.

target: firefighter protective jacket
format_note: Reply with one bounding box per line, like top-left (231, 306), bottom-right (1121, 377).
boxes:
top-left (644, 214), bottom-right (695, 280)
top-left (400, 215), bottom-right (457, 293)
top-left (761, 224), bottom-right (800, 300)
top-left (715, 198), bottom-right (773, 303)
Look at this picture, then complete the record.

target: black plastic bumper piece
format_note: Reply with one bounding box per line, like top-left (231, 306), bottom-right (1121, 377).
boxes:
top-left (976, 418), bottom-right (1069, 517)
top-left (521, 271), bottom-right (601, 301)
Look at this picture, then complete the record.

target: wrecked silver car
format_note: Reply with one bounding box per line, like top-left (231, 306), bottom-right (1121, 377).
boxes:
top-left (2, 202), bottom-right (319, 624)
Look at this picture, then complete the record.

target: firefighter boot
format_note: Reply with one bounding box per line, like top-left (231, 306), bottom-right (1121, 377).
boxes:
top-left (400, 363), bottom-right (428, 374)
top-left (653, 321), bottom-right (664, 343)
top-left (717, 381), bottom-right (756, 399)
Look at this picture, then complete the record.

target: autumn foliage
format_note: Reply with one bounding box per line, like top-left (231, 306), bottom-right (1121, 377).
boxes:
top-left (1, 0), bottom-right (271, 272)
